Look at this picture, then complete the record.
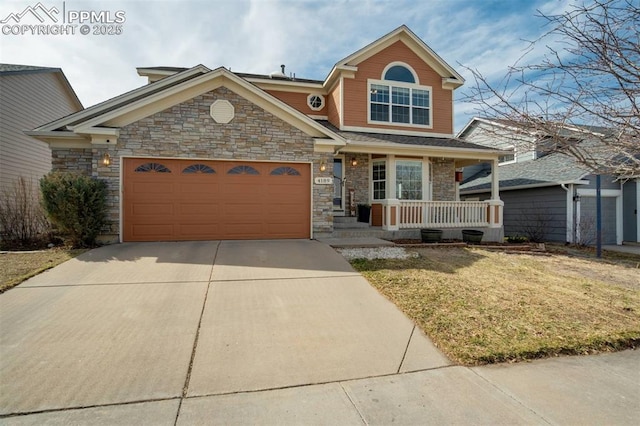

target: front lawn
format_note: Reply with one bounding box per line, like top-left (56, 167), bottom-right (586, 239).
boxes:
top-left (0, 248), bottom-right (86, 293)
top-left (350, 248), bottom-right (640, 365)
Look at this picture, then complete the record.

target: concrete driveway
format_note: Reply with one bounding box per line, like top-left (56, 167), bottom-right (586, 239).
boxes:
top-left (0, 240), bottom-right (449, 419)
top-left (2, 240), bottom-right (638, 425)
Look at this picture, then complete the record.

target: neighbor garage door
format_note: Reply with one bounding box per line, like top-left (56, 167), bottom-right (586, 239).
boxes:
top-left (123, 158), bottom-right (311, 241)
top-left (579, 196), bottom-right (617, 245)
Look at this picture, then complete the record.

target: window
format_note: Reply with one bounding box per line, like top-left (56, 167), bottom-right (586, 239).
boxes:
top-left (228, 165), bottom-right (259, 175)
top-left (183, 164), bottom-right (216, 174)
top-left (384, 65), bottom-right (416, 83)
top-left (499, 153), bottom-right (515, 164)
top-left (307, 94), bottom-right (325, 111)
top-left (396, 161), bottom-right (422, 200)
top-left (134, 162), bottom-right (171, 173)
top-left (499, 147), bottom-right (516, 164)
top-left (372, 160), bottom-right (386, 200)
top-left (369, 64), bottom-right (431, 126)
top-left (270, 166), bottom-right (301, 176)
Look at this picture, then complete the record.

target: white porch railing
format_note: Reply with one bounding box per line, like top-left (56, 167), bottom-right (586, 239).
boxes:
top-left (398, 200), bottom-right (490, 229)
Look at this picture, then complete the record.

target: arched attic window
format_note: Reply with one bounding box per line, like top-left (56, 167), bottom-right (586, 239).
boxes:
top-left (384, 65), bottom-right (416, 83)
top-left (369, 62), bottom-right (431, 127)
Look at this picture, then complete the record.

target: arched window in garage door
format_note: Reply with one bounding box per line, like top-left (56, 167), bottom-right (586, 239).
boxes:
top-left (182, 164), bottom-right (216, 174)
top-left (134, 162), bottom-right (171, 173)
top-left (270, 166), bottom-right (301, 176)
top-left (228, 165), bottom-right (259, 175)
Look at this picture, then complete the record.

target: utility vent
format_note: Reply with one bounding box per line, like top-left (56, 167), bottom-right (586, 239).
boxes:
top-left (210, 100), bottom-right (234, 124)
top-left (270, 64), bottom-right (288, 79)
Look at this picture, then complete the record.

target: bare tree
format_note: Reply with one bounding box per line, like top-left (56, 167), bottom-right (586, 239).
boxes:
top-left (463, 0), bottom-right (639, 178)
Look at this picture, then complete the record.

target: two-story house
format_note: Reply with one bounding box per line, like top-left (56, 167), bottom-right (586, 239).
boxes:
top-left (459, 117), bottom-right (639, 245)
top-left (0, 64), bottom-right (83, 190)
top-left (28, 26), bottom-right (506, 243)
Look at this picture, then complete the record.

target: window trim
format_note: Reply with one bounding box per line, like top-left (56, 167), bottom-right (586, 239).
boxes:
top-left (307, 94), bottom-right (325, 111)
top-left (367, 78), bottom-right (433, 129)
top-left (499, 146), bottom-right (516, 164)
top-left (395, 159), bottom-right (424, 200)
top-left (381, 62), bottom-right (419, 84)
top-left (371, 159), bottom-right (387, 201)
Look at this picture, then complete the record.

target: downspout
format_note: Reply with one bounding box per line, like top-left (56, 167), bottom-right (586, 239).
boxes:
top-left (561, 184), bottom-right (575, 244)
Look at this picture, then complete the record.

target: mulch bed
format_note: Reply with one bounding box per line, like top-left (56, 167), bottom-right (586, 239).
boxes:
top-left (391, 239), bottom-right (547, 252)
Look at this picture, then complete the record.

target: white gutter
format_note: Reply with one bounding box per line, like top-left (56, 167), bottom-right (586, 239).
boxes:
top-left (461, 180), bottom-right (590, 194)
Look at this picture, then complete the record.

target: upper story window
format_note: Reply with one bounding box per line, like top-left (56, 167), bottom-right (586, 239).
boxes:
top-left (384, 65), bottom-right (416, 83)
top-left (307, 94), bottom-right (325, 111)
top-left (369, 63), bottom-right (431, 127)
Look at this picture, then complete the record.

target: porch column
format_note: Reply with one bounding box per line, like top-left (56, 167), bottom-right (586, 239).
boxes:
top-left (382, 155), bottom-right (400, 231)
top-left (490, 158), bottom-right (500, 201)
top-left (488, 159), bottom-right (503, 228)
top-left (388, 155), bottom-right (397, 199)
top-left (381, 199), bottom-right (401, 231)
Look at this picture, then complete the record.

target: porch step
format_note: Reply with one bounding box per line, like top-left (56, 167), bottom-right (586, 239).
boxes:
top-left (330, 228), bottom-right (421, 239)
top-left (333, 216), bottom-right (358, 224)
top-left (334, 216), bottom-right (370, 229)
top-left (334, 221), bottom-right (370, 229)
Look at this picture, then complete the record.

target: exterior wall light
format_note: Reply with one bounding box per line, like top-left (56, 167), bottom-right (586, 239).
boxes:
top-left (351, 157), bottom-right (357, 167)
top-left (319, 160), bottom-right (327, 172)
top-left (102, 152), bottom-right (111, 166)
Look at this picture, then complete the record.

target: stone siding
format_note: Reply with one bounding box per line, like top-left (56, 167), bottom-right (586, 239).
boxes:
top-left (431, 158), bottom-right (456, 201)
top-left (51, 148), bottom-right (92, 176)
top-left (51, 87), bottom-right (334, 239)
top-left (346, 153), bottom-right (370, 215)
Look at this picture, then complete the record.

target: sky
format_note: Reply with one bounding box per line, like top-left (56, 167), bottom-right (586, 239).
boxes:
top-left (0, 0), bottom-right (572, 133)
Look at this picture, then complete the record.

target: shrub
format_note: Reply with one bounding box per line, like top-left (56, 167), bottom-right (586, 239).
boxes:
top-left (0, 176), bottom-right (50, 249)
top-left (517, 205), bottom-right (552, 243)
top-left (40, 172), bottom-right (108, 248)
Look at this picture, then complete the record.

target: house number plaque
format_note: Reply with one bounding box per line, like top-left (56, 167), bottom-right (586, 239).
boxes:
top-left (314, 177), bottom-right (333, 185)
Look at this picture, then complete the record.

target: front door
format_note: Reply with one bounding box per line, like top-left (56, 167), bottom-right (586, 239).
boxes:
top-left (333, 157), bottom-right (345, 214)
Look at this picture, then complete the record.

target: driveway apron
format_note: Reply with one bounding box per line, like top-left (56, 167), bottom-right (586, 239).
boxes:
top-left (0, 240), bottom-right (449, 417)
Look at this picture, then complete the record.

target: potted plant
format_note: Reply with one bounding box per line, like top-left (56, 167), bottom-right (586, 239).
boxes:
top-left (357, 204), bottom-right (371, 223)
top-left (462, 229), bottom-right (484, 243)
top-left (420, 229), bottom-right (443, 243)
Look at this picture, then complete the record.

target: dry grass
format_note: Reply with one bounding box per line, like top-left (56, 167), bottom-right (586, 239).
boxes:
top-left (0, 248), bottom-right (86, 293)
top-left (351, 248), bottom-right (640, 365)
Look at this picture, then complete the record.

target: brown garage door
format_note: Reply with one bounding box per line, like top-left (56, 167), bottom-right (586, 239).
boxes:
top-left (123, 158), bottom-right (311, 241)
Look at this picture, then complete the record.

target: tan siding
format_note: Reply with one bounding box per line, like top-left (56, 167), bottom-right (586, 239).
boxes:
top-left (343, 40), bottom-right (453, 134)
top-left (0, 72), bottom-right (81, 189)
top-left (327, 83), bottom-right (341, 127)
top-left (265, 90), bottom-right (327, 116)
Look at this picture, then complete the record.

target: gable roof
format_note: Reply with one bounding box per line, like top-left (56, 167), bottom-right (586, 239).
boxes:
top-left (0, 63), bottom-right (83, 110)
top-left (458, 116), bottom-right (615, 140)
top-left (35, 64), bottom-right (211, 132)
top-left (28, 65), bottom-right (345, 145)
top-left (460, 152), bottom-right (590, 193)
top-left (328, 25), bottom-right (464, 89)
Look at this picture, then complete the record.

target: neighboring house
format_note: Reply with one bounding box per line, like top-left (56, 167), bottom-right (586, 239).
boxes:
top-left (459, 117), bottom-right (639, 245)
top-left (0, 64), bottom-right (83, 190)
top-left (28, 26), bottom-right (507, 243)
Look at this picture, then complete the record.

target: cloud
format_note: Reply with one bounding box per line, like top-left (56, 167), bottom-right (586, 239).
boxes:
top-left (0, 0), bottom-right (559, 131)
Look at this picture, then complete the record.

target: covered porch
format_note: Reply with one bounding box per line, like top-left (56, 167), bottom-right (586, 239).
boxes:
top-left (328, 148), bottom-right (505, 242)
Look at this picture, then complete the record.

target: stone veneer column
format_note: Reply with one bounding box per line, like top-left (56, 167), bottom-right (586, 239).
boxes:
top-left (431, 158), bottom-right (456, 201)
top-left (344, 153), bottom-right (369, 215)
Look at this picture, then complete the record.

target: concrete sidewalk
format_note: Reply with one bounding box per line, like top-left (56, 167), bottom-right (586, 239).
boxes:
top-left (1, 240), bottom-right (638, 424)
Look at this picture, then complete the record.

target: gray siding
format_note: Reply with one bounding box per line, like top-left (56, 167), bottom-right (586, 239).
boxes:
top-left (582, 174), bottom-right (620, 190)
top-left (623, 180), bottom-right (637, 242)
top-left (0, 72), bottom-right (81, 190)
top-left (579, 196), bottom-right (617, 245)
top-left (464, 186), bottom-right (568, 242)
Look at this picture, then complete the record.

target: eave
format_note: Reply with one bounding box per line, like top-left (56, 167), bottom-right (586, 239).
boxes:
top-left (338, 139), bottom-right (505, 159)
